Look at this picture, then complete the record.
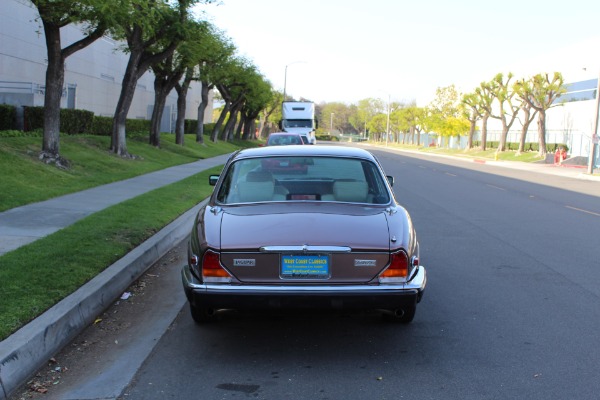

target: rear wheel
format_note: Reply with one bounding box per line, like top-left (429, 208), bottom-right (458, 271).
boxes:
top-left (190, 303), bottom-right (216, 323)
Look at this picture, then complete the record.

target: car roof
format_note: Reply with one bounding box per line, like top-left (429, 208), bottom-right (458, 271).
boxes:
top-left (267, 132), bottom-right (301, 137)
top-left (232, 145), bottom-right (378, 161)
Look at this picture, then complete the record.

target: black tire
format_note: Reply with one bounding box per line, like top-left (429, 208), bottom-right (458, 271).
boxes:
top-left (190, 303), bottom-right (216, 324)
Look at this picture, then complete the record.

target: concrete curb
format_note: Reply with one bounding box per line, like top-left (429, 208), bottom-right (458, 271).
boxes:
top-left (0, 199), bottom-right (207, 400)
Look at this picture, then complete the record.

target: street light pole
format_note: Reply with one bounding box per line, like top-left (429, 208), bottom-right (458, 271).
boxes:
top-left (283, 61), bottom-right (305, 101)
top-left (330, 112), bottom-right (334, 134)
top-left (385, 93), bottom-right (390, 146)
top-left (587, 69), bottom-right (600, 175)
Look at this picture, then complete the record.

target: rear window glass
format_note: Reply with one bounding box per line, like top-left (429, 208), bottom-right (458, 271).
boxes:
top-left (215, 156), bottom-right (391, 205)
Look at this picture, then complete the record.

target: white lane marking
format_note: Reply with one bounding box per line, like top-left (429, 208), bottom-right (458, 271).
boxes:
top-left (565, 205), bottom-right (600, 217)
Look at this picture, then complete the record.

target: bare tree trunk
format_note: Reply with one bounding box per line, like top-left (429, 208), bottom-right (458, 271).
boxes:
top-left (149, 84), bottom-right (170, 147)
top-left (257, 114), bottom-right (266, 139)
top-left (41, 20), bottom-right (63, 160)
top-left (235, 115), bottom-right (244, 139)
top-left (175, 85), bottom-right (187, 145)
top-left (537, 112), bottom-right (547, 157)
top-left (111, 26), bottom-right (179, 157)
top-left (222, 107), bottom-right (238, 141)
top-left (499, 120), bottom-right (509, 152)
top-left (467, 119), bottom-right (476, 150)
top-left (480, 114), bottom-right (489, 150)
top-left (149, 64), bottom-right (183, 147)
top-left (111, 37), bottom-right (144, 157)
top-left (242, 117), bottom-right (255, 140)
top-left (196, 82), bottom-right (211, 143)
top-left (517, 106), bottom-right (537, 155)
top-left (211, 103), bottom-right (230, 142)
top-left (174, 68), bottom-right (194, 146)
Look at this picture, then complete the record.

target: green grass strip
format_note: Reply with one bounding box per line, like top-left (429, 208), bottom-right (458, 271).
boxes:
top-left (0, 166), bottom-right (221, 340)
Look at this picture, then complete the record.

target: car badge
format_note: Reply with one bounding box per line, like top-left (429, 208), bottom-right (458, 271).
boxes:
top-left (233, 259), bottom-right (256, 266)
top-left (354, 259), bottom-right (377, 267)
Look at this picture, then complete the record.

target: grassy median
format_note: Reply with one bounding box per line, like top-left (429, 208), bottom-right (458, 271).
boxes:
top-left (0, 133), bottom-right (258, 340)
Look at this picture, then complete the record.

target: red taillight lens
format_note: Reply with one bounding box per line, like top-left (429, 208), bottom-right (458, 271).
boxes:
top-left (379, 251), bottom-right (409, 281)
top-left (202, 250), bottom-right (232, 280)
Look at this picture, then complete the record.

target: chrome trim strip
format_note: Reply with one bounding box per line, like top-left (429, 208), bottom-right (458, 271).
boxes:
top-left (187, 266), bottom-right (426, 293)
top-left (260, 245), bottom-right (352, 253)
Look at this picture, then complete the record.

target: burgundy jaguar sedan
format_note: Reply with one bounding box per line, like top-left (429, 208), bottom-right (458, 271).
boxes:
top-left (181, 145), bottom-right (426, 323)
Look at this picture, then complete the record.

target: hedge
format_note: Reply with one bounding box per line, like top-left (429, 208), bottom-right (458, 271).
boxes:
top-left (0, 104), bottom-right (16, 130)
top-left (472, 141), bottom-right (569, 152)
top-left (184, 119), bottom-right (214, 136)
top-left (23, 106), bottom-right (94, 134)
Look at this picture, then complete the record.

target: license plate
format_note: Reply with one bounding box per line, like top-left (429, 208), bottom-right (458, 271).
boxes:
top-left (281, 255), bottom-right (329, 279)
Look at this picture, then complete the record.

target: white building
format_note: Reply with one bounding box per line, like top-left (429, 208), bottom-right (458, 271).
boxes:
top-left (0, 0), bottom-right (212, 131)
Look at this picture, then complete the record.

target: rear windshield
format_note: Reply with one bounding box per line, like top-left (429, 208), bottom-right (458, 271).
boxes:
top-left (215, 156), bottom-right (391, 205)
top-left (267, 135), bottom-right (304, 146)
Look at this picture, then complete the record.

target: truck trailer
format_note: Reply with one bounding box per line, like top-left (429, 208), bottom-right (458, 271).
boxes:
top-left (279, 101), bottom-right (318, 144)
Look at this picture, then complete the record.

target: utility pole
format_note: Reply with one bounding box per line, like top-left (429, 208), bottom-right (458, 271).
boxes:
top-left (588, 70), bottom-right (600, 174)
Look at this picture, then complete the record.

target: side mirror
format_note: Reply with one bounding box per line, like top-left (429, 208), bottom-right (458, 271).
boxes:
top-left (278, 120), bottom-right (283, 130)
top-left (386, 176), bottom-right (394, 187)
top-left (209, 175), bottom-right (219, 186)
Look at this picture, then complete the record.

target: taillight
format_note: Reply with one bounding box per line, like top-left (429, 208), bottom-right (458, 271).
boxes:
top-left (202, 250), bottom-right (232, 283)
top-left (378, 251), bottom-right (409, 283)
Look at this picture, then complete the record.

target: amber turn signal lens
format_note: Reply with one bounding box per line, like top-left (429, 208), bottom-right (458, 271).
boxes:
top-left (380, 251), bottom-right (408, 278)
top-left (202, 250), bottom-right (231, 278)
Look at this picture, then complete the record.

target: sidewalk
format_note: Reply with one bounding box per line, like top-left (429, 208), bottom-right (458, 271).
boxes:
top-left (0, 154), bottom-right (231, 256)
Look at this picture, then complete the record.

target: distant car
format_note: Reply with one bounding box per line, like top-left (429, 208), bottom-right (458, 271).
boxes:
top-left (266, 132), bottom-right (306, 146)
top-left (299, 134), bottom-right (314, 145)
top-left (181, 145), bottom-right (426, 323)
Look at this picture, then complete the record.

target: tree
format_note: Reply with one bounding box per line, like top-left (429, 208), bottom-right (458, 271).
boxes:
top-left (109, 0), bottom-right (196, 157)
top-left (462, 92), bottom-right (484, 150)
top-left (487, 73), bottom-right (521, 151)
top-left (174, 23), bottom-right (235, 144)
top-left (32, 0), bottom-right (114, 166)
top-left (515, 73), bottom-right (566, 157)
top-left (149, 53), bottom-right (183, 147)
top-left (513, 80), bottom-right (539, 154)
top-left (474, 82), bottom-right (495, 150)
top-left (351, 98), bottom-right (381, 138)
top-left (319, 102), bottom-right (355, 135)
top-left (367, 114), bottom-right (388, 140)
top-left (212, 57), bottom-right (255, 141)
top-left (150, 19), bottom-right (209, 147)
top-left (240, 76), bottom-right (273, 140)
top-left (428, 85), bottom-right (468, 145)
top-left (258, 90), bottom-right (283, 138)
top-left (401, 106), bottom-right (426, 145)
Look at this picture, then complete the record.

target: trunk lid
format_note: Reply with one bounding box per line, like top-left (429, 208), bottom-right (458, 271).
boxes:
top-left (219, 211), bottom-right (391, 284)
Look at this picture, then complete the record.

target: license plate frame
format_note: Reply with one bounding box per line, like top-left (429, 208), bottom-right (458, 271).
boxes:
top-left (280, 254), bottom-right (330, 279)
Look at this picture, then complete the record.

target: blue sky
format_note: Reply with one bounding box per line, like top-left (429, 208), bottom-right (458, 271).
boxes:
top-left (197, 0), bottom-right (600, 106)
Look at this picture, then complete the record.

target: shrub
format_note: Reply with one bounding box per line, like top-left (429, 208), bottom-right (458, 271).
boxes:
top-left (184, 119), bottom-right (196, 134)
top-left (61, 109), bottom-right (94, 134)
top-left (0, 129), bottom-right (43, 138)
top-left (90, 116), bottom-right (113, 136)
top-left (23, 106), bottom-right (44, 131)
top-left (0, 104), bottom-right (16, 130)
top-left (126, 119), bottom-right (150, 133)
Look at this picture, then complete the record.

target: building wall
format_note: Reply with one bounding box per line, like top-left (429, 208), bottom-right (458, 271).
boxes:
top-left (0, 0), bottom-right (212, 130)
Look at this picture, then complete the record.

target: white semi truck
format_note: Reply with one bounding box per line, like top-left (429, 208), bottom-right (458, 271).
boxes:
top-left (279, 101), bottom-right (318, 144)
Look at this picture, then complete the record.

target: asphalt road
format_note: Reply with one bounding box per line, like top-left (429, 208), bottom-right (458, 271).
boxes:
top-left (12, 149), bottom-right (600, 400)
